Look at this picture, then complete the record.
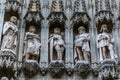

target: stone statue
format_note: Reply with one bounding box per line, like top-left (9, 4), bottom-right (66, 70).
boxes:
top-left (1, 16), bottom-right (18, 53)
top-left (1, 77), bottom-right (9, 80)
top-left (24, 26), bottom-right (41, 62)
top-left (74, 26), bottom-right (90, 63)
top-left (97, 24), bottom-right (117, 61)
top-left (49, 27), bottom-right (65, 61)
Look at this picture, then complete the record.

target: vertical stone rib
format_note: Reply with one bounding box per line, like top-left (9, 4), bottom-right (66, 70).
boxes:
top-left (0, 3), bottom-right (5, 45)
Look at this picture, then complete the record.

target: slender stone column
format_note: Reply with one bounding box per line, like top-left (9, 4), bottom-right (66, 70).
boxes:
top-left (113, 12), bottom-right (120, 62)
top-left (64, 0), bottom-right (74, 70)
top-left (89, 0), bottom-right (98, 67)
top-left (40, 19), bottom-right (49, 67)
top-left (18, 20), bottom-right (25, 61)
top-left (65, 20), bottom-right (74, 68)
top-left (116, 21), bottom-right (120, 62)
top-left (89, 20), bottom-right (98, 64)
top-left (0, 3), bottom-right (5, 45)
top-left (70, 27), bottom-right (74, 64)
top-left (39, 0), bottom-right (50, 74)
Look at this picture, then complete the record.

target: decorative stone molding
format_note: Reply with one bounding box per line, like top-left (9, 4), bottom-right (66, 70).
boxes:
top-left (98, 59), bottom-right (118, 80)
top-left (22, 60), bottom-right (40, 78)
top-left (5, 0), bottom-right (22, 13)
top-left (51, 0), bottom-right (64, 12)
top-left (65, 0), bottom-right (72, 10)
top-left (24, 0), bottom-right (43, 22)
top-left (91, 63), bottom-right (99, 77)
top-left (74, 61), bottom-right (91, 78)
top-left (24, 11), bottom-right (43, 22)
top-left (40, 62), bottom-right (48, 76)
top-left (28, 0), bottom-right (41, 12)
top-left (95, 0), bottom-right (111, 13)
top-left (95, 0), bottom-right (117, 13)
top-left (0, 49), bottom-right (17, 79)
top-left (71, 12), bottom-right (90, 25)
top-left (74, 0), bottom-right (86, 12)
top-left (66, 62), bottom-right (74, 76)
top-left (17, 61), bottom-right (22, 76)
top-left (0, 0), bottom-right (120, 79)
top-left (95, 11), bottom-right (113, 25)
top-left (47, 12), bottom-right (67, 23)
top-left (116, 62), bottom-right (120, 79)
top-left (48, 60), bottom-right (65, 78)
top-left (92, 67), bottom-right (99, 77)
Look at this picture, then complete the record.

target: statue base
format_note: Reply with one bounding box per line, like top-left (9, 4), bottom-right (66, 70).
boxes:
top-left (98, 59), bottom-right (118, 79)
top-left (48, 60), bottom-right (65, 78)
top-left (22, 60), bottom-right (40, 78)
top-left (74, 60), bottom-right (91, 78)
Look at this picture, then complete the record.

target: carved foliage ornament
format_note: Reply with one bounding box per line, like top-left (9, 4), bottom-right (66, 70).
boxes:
top-left (66, 62), bottom-right (74, 76)
top-left (28, 0), bottom-right (40, 12)
top-left (65, 0), bottom-right (72, 10)
top-left (5, 0), bottom-right (22, 13)
top-left (22, 60), bottom-right (40, 78)
top-left (48, 61), bottom-right (65, 78)
top-left (95, 0), bottom-right (109, 12)
top-left (51, 0), bottom-right (64, 12)
top-left (75, 61), bottom-right (91, 78)
top-left (47, 12), bottom-right (67, 23)
top-left (40, 62), bottom-right (48, 76)
top-left (98, 59), bottom-right (118, 79)
top-left (95, 11), bottom-right (113, 24)
top-left (0, 50), bottom-right (17, 79)
top-left (71, 12), bottom-right (90, 24)
top-left (24, 0), bottom-right (43, 22)
top-left (74, 0), bottom-right (86, 12)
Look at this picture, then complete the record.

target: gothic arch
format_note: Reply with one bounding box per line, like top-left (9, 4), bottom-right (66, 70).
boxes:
top-left (95, 11), bottom-right (114, 33)
top-left (49, 20), bottom-right (65, 34)
top-left (4, 0), bottom-right (22, 21)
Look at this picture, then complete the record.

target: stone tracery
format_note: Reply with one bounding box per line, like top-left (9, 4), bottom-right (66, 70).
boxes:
top-left (0, 0), bottom-right (120, 80)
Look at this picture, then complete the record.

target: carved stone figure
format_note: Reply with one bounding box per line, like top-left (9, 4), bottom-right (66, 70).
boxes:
top-left (49, 27), bottom-right (65, 61)
top-left (24, 26), bottom-right (41, 62)
top-left (1, 16), bottom-right (18, 53)
top-left (74, 26), bottom-right (90, 63)
top-left (97, 24), bottom-right (117, 61)
top-left (1, 77), bottom-right (9, 80)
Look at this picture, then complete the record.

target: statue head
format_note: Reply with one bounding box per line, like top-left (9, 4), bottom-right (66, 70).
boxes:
top-left (78, 26), bottom-right (85, 34)
top-left (10, 16), bottom-right (17, 24)
top-left (54, 27), bottom-right (61, 34)
top-left (29, 26), bottom-right (36, 33)
top-left (100, 24), bottom-right (108, 33)
top-left (1, 76), bottom-right (9, 80)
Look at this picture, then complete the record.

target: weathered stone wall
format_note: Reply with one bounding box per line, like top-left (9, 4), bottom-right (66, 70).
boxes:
top-left (0, 0), bottom-right (120, 80)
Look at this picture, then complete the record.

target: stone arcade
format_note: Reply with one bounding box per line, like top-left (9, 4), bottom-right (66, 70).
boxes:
top-left (0, 0), bottom-right (120, 80)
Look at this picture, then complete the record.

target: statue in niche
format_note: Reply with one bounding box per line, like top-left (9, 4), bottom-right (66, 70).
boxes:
top-left (1, 16), bottom-right (18, 53)
top-left (49, 27), bottom-right (65, 61)
top-left (74, 26), bottom-right (91, 63)
top-left (97, 24), bottom-right (117, 61)
top-left (24, 26), bottom-right (41, 62)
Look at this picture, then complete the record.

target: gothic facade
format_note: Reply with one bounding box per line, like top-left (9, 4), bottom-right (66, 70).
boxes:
top-left (0, 0), bottom-right (120, 80)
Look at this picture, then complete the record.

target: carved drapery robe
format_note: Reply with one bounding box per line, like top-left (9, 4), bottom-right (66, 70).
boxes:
top-left (1, 22), bottom-right (18, 53)
top-left (24, 32), bottom-right (41, 58)
top-left (49, 33), bottom-right (65, 61)
top-left (97, 32), bottom-right (117, 61)
top-left (74, 33), bottom-right (90, 62)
